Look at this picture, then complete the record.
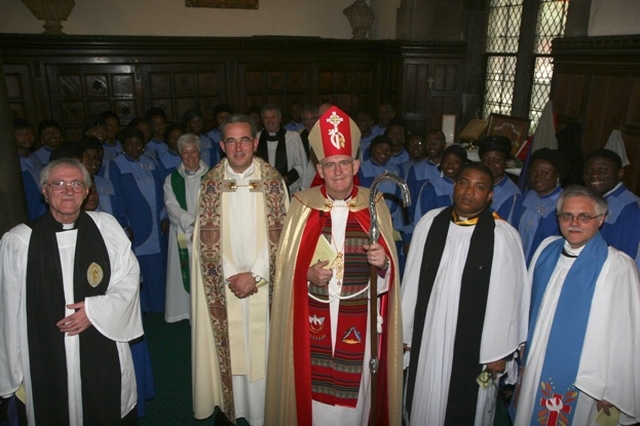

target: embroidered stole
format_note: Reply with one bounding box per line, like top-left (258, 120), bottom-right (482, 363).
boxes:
top-left (520, 234), bottom-right (607, 425)
top-left (197, 158), bottom-right (288, 421)
top-left (171, 170), bottom-right (201, 292)
top-left (308, 213), bottom-right (370, 407)
top-left (26, 211), bottom-right (120, 425)
top-left (406, 206), bottom-right (495, 424)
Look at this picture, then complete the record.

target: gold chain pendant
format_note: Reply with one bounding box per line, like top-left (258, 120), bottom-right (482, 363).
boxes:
top-left (333, 252), bottom-right (344, 286)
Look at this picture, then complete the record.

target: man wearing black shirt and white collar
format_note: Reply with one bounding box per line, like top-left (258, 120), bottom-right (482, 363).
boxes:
top-left (256, 103), bottom-right (307, 193)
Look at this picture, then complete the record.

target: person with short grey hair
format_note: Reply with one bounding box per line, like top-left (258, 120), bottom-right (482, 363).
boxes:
top-left (163, 132), bottom-right (209, 324)
top-left (0, 158), bottom-right (142, 424)
top-left (256, 103), bottom-right (307, 193)
top-left (512, 185), bottom-right (640, 425)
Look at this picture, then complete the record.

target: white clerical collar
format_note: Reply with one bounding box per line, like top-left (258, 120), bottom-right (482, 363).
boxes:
top-left (62, 222), bottom-right (75, 230)
top-left (225, 160), bottom-right (255, 180)
top-left (563, 240), bottom-right (586, 257)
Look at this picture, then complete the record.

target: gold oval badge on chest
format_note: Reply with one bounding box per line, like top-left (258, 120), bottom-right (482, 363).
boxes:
top-left (87, 262), bottom-right (104, 287)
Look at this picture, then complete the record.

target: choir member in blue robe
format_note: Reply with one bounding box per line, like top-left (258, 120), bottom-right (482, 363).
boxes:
top-left (206, 103), bottom-right (234, 154)
top-left (106, 127), bottom-right (168, 313)
top-left (356, 111), bottom-right (376, 161)
top-left (358, 135), bottom-right (407, 273)
top-left (182, 107), bottom-right (221, 168)
top-left (15, 119), bottom-right (46, 220)
top-left (415, 144), bottom-right (467, 222)
top-left (157, 122), bottom-right (184, 178)
top-left (370, 102), bottom-right (395, 138)
top-left (100, 111), bottom-right (122, 171)
top-left (32, 119), bottom-right (64, 167)
top-left (358, 136), bottom-right (403, 215)
top-left (400, 133), bottom-right (427, 178)
top-left (406, 130), bottom-right (447, 222)
top-left (283, 101), bottom-right (304, 132)
top-left (385, 118), bottom-right (410, 167)
top-left (77, 137), bottom-right (125, 219)
top-left (583, 148), bottom-right (640, 269)
top-left (144, 107), bottom-right (168, 160)
top-left (478, 135), bottom-right (522, 224)
top-left (512, 148), bottom-right (568, 264)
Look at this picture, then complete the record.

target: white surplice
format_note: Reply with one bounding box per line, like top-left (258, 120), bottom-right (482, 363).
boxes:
top-left (514, 236), bottom-right (640, 426)
top-left (0, 212), bottom-right (143, 425)
top-left (259, 129), bottom-right (307, 193)
top-left (402, 207), bottom-right (530, 426)
top-left (163, 160), bottom-right (209, 323)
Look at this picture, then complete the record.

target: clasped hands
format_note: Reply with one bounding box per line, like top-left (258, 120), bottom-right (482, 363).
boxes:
top-left (228, 272), bottom-right (259, 299)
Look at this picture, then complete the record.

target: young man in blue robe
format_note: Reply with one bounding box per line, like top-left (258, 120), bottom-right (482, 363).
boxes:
top-left (479, 135), bottom-right (522, 225)
top-left (583, 148), bottom-right (640, 269)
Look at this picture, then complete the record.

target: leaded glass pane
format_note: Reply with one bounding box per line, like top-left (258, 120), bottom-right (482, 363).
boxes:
top-left (529, 56), bottom-right (554, 132)
top-left (485, 0), bottom-right (524, 53)
top-left (534, 0), bottom-right (569, 54)
top-left (483, 55), bottom-right (517, 118)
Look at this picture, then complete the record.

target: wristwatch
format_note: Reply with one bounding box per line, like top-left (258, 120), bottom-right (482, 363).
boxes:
top-left (250, 272), bottom-right (261, 283)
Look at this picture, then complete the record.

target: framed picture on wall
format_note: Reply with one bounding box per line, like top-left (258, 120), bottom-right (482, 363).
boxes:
top-left (186, 0), bottom-right (259, 9)
top-left (487, 113), bottom-right (531, 157)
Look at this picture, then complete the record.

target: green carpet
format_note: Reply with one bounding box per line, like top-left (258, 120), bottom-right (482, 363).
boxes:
top-left (138, 313), bottom-right (250, 426)
top-left (139, 312), bottom-right (510, 426)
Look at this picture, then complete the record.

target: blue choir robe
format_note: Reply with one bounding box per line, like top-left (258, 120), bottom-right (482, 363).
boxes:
top-left (388, 149), bottom-right (410, 168)
top-left (490, 175), bottom-right (522, 225)
top-left (19, 154), bottom-right (46, 220)
top-left (358, 160), bottom-right (403, 216)
top-left (370, 124), bottom-right (386, 138)
top-left (415, 175), bottom-right (455, 222)
top-left (106, 153), bottom-right (167, 313)
top-left (94, 175), bottom-right (124, 220)
top-left (406, 160), bottom-right (441, 224)
top-left (601, 183), bottom-right (640, 269)
top-left (157, 149), bottom-right (182, 178)
top-left (32, 146), bottom-right (52, 167)
top-left (284, 121), bottom-right (304, 132)
top-left (512, 186), bottom-right (562, 265)
top-left (103, 140), bottom-right (122, 162)
top-left (145, 139), bottom-right (168, 160)
top-left (358, 159), bottom-right (408, 274)
top-left (198, 133), bottom-right (221, 168)
top-left (100, 140), bottom-right (122, 176)
top-left (358, 132), bottom-right (376, 162)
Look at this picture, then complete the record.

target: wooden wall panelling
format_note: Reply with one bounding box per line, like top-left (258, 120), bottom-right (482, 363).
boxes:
top-left (399, 43), bottom-right (465, 136)
top-left (1, 35), bottom-right (468, 144)
top-left (3, 64), bottom-right (37, 123)
top-left (140, 62), bottom-right (227, 127)
top-left (45, 63), bottom-right (138, 142)
top-left (314, 63), bottom-right (375, 115)
top-left (582, 75), bottom-right (632, 156)
top-left (549, 71), bottom-right (586, 124)
top-left (237, 61), bottom-right (310, 117)
top-left (551, 35), bottom-right (640, 193)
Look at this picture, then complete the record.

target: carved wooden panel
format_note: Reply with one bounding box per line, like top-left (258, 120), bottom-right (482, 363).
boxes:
top-left (315, 66), bottom-right (373, 114)
top-left (552, 72), bottom-right (586, 123)
top-left (551, 36), bottom-right (640, 193)
top-left (3, 64), bottom-right (37, 123)
top-left (142, 63), bottom-right (226, 126)
top-left (238, 63), bottom-right (310, 115)
top-left (45, 64), bottom-right (138, 141)
top-left (402, 59), bottom-right (462, 134)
